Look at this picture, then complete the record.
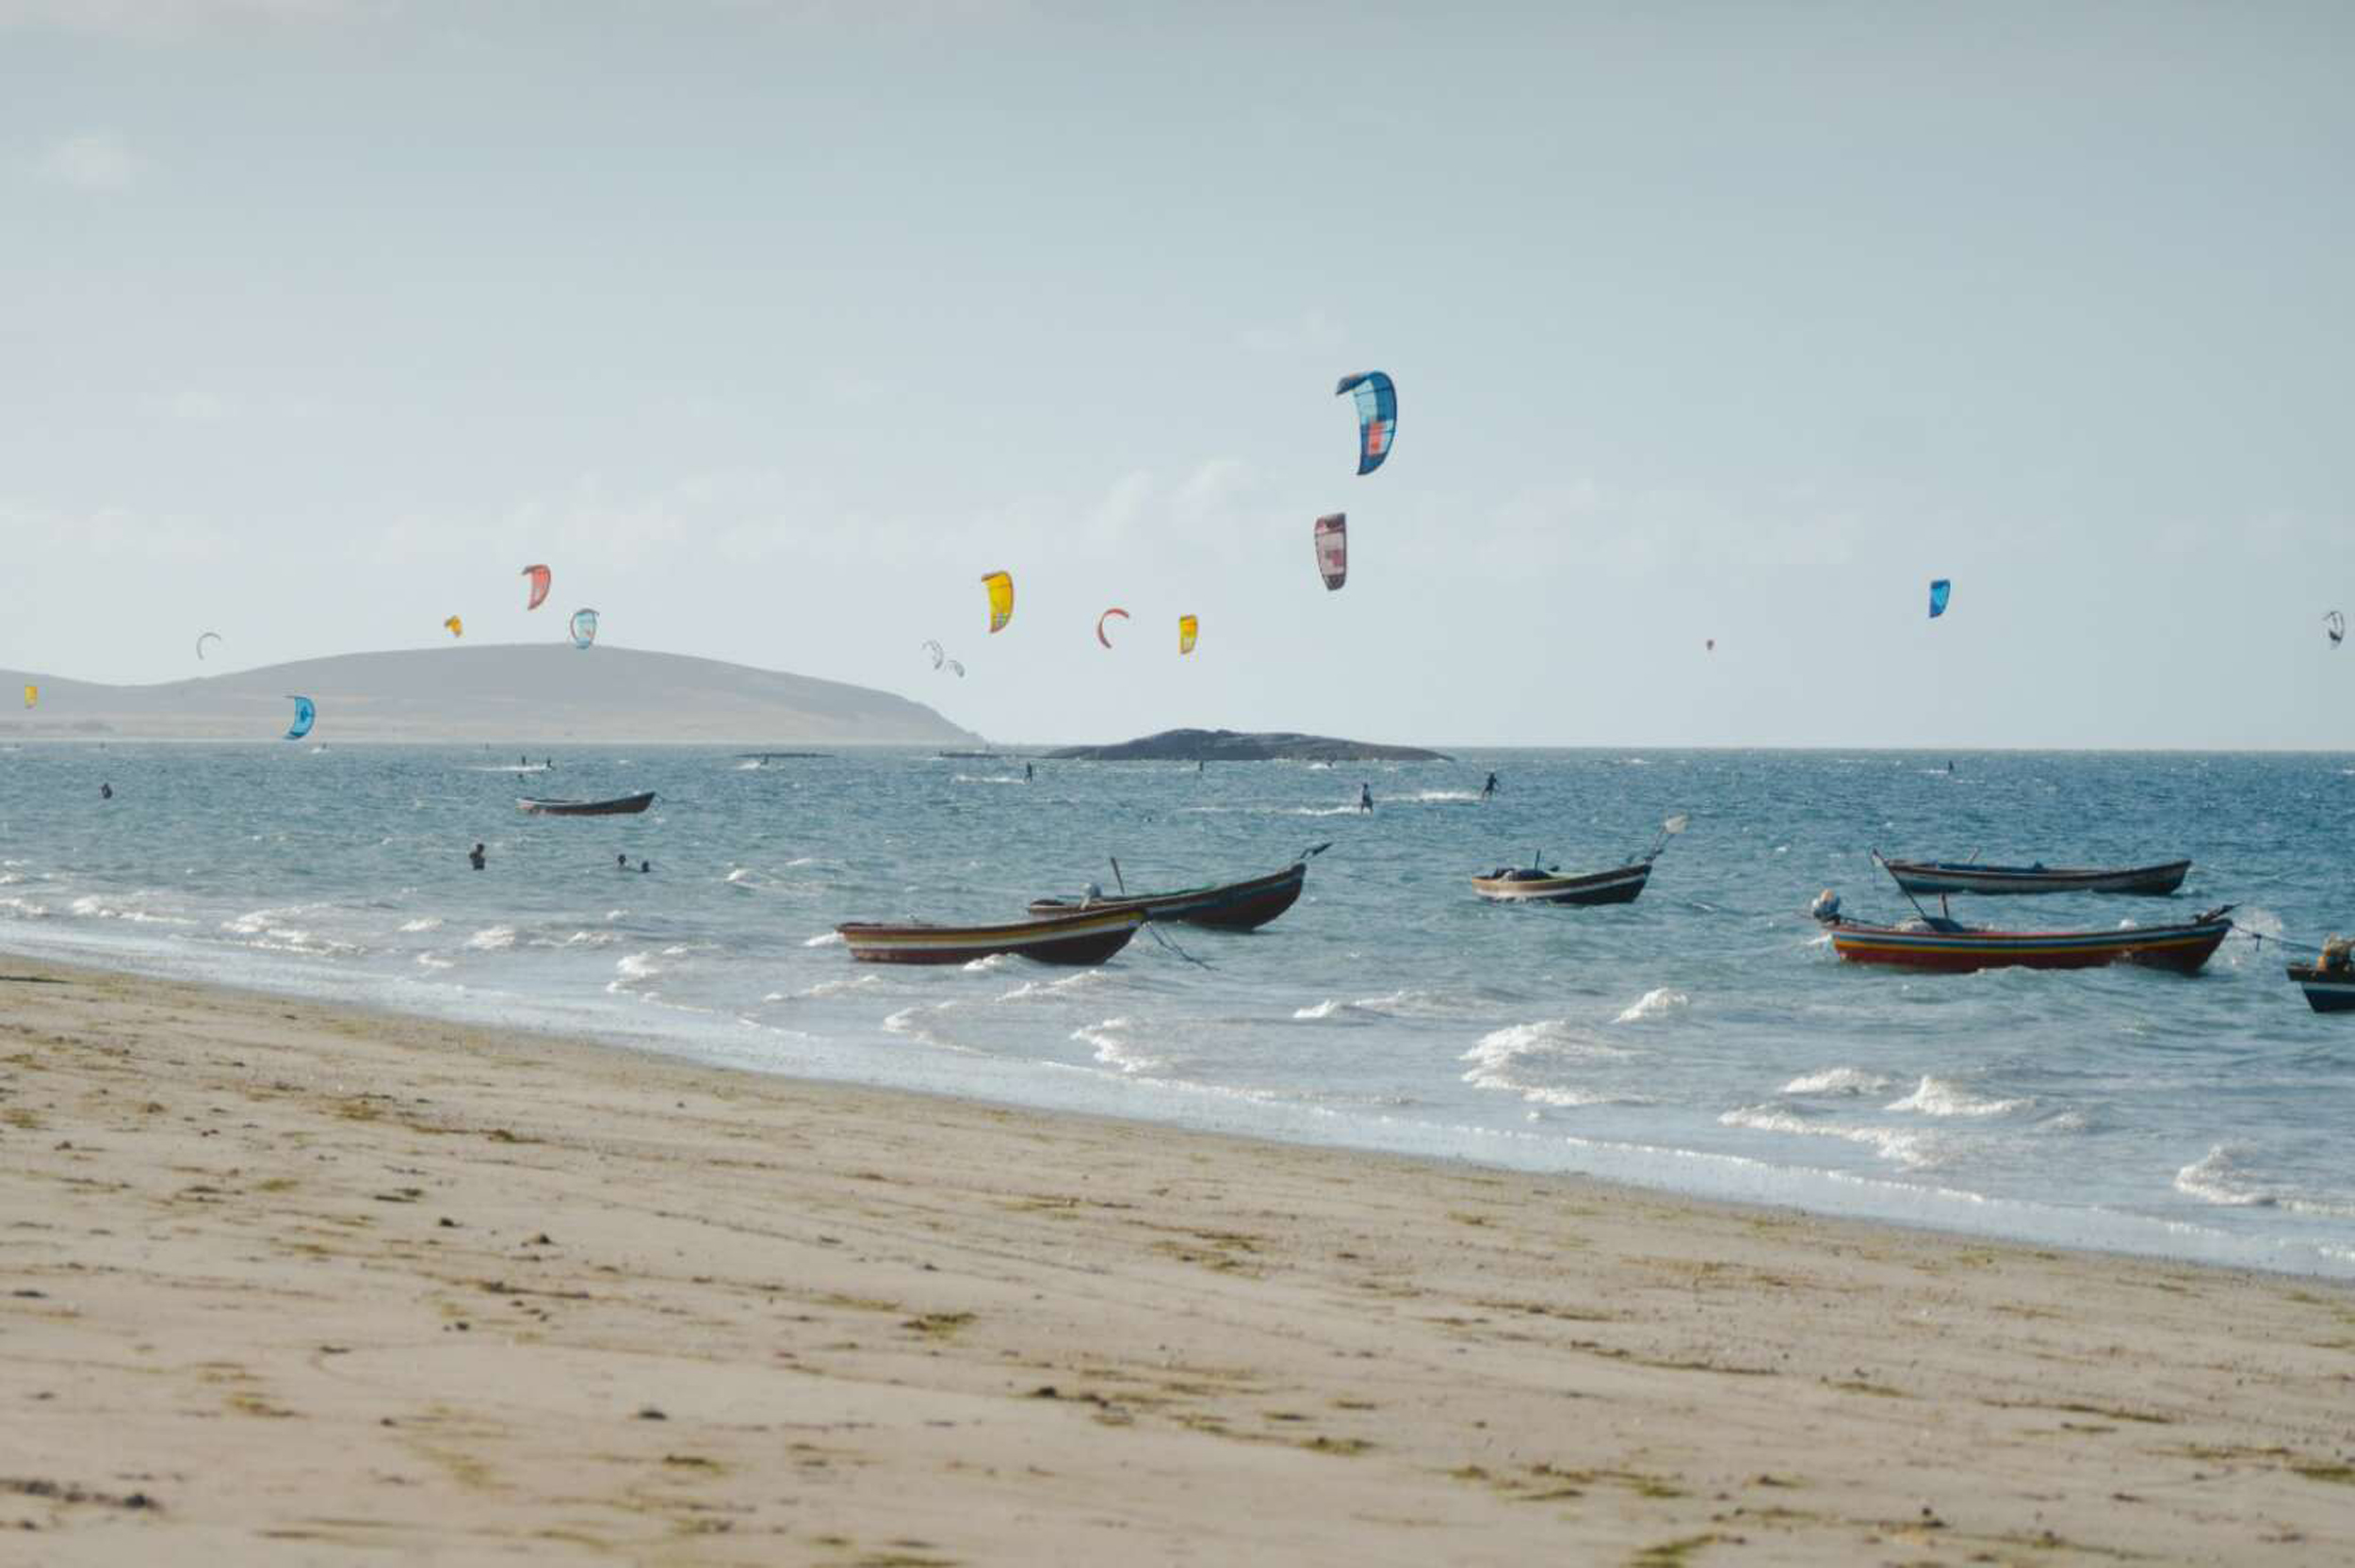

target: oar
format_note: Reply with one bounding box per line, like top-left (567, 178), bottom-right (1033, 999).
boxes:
top-left (1295, 841), bottom-right (1335, 865)
top-left (1872, 848), bottom-right (1944, 927)
top-left (1636, 814), bottom-right (1691, 865)
top-left (1109, 856), bottom-right (1128, 896)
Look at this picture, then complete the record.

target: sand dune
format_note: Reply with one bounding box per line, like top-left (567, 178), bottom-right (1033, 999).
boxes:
top-left (0, 644), bottom-right (978, 745)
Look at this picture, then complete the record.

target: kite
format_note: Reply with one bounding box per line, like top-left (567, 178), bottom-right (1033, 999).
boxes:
top-left (1178, 614), bottom-right (1198, 655)
top-left (1706, 639), bottom-right (1715, 653)
top-left (946, 659), bottom-right (966, 677)
top-left (1314, 513), bottom-right (1347, 590)
top-left (444, 615), bottom-right (464, 639)
top-left (2328, 610), bottom-right (2345, 648)
top-left (1096, 607), bottom-right (1129, 648)
top-left (22, 685), bottom-right (35, 709)
top-left (1334, 371), bottom-right (1397, 477)
top-left (570, 608), bottom-right (599, 650)
top-left (923, 639), bottom-right (947, 670)
top-left (196, 632), bottom-right (222, 660)
top-left (1928, 578), bottom-right (1952, 620)
top-left (520, 564), bottom-right (551, 611)
top-left (284, 695), bottom-right (316, 741)
top-left (982, 571), bottom-right (1015, 634)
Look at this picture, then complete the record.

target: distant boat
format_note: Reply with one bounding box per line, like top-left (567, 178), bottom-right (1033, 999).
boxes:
top-left (1813, 897), bottom-right (2233, 975)
top-left (1026, 858), bottom-right (1312, 931)
top-left (1472, 862), bottom-right (1651, 906)
top-left (836, 906), bottom-right (1145, 966)
top-left (1880, 856), bottom-right (2190, 897)
top-left (517, 791), bottom-right (656, 816)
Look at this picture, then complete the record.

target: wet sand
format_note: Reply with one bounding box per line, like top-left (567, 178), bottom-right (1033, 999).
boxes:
top-left (2, 957), bottom-right (2351, 1564)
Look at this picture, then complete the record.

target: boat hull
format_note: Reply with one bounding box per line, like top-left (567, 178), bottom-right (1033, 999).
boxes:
top-left (1827, 918), bottom-right (2229, 975)
top-left (1472, 863), bottom-right (1651, 906)
top-left (2287, 964), bottom-right (2355, 1013)
top-left (1026, 864), bottom-right (1306, 931)
top-left (836, 908), bottom-right (1145, 966)
top-left (1882, 858), bottom-right (2190, 897)
top-left (517, 791), bottom-right (657, 816)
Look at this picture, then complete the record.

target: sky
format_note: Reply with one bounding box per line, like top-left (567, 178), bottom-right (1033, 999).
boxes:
top-left (3, 0), bottom-right (2350, 748)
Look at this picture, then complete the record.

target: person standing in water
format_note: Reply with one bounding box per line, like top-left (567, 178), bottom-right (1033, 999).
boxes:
top-left (468, 843), bottom-right (486, 870)
top-left (1481, 771), bottom-right (1499, 800)
top-left (1358, 784), bottom-right (1373, 813)
top-left (1024, 762), bottom-right (1034, 783)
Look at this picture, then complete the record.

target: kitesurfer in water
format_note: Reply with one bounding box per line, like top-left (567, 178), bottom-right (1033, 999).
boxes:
top-left (617, 854), bottom-right (629, 870)
top-left (1025, 762), bottom-right (1034, 783)
top-left (1358, 784), bottom-right (1373, 814)
top-left (1481, 772), bottom-right (1499, 800)
top-left (468, 843), bottom-right (487, 870)
top-left (638, 859), bottom-right (652, 874)
top-left (99, 783), bottom-right (113, 800)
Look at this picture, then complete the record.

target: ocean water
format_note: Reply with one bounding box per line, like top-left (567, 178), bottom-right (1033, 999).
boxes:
top-left (3, 744), bottom-right (2352, 1277)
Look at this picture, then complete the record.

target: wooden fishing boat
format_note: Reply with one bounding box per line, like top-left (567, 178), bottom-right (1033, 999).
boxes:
top-left (2287, 962), bottom-right (2355, 1012)
top-left (1472, 816), bottom-right (1687, 907)
top-left (1025, 860), bottom-right (1308, 931)
top-left (1880, 856), bottom-right (2191, 897)
top-left (1471, 862), bottom-right (1651, 906)
top-left (836, 906), bottom-right (1146, 966)
top-left (516, 791), bottom-right (657, 816)
top-left (1813, 897), bottom-right (2233, 975)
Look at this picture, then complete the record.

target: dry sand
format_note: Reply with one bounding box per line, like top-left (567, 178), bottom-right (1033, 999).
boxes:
top-left (2, 958), bottom-right (2351, 1565)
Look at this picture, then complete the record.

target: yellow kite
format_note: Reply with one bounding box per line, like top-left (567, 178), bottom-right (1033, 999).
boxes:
top-left (1178, 615), bottom-right (1198, 655)
top-left (444, 615), bottom-right (463, 638)
top-left (22, 685), bottom-right (35, 709)
top-left (981, 571), bottom-right (1015, 634)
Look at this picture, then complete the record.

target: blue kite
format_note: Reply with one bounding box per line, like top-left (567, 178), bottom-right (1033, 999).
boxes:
top-left (1928, 578), bottom-right (1952, 620)
top-left (284, 695), bottom-right (316, 741)
top-left (1335, 371), bottom-right (1397, 477)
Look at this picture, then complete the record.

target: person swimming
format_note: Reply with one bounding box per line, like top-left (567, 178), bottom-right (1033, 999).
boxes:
top-left (617, 854), bottom-right (629, 870)
top-left (1358, 784), bottom-right (1373, 813)
top-left (99, 782), bottom-right (113, 800)
top-left (638, 859), bottom-right (651, 874)
top-left (468, 843), bottom-right (487, 870)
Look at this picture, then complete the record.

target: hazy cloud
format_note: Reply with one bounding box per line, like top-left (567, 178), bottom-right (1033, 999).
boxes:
top-left (30, 132), bottom-right (150, 192)
top-left (0, 0), bottom-right (379, 39)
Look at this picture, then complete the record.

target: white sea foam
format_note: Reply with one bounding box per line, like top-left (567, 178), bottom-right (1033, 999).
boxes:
top-left (2174, 1145), bottom-right (2355, 1218)
top-left (962, 953), bottom-right (1015, 973)
top-left (607, 952), bottom-right (661, 994)
top-left (0, 896), bottom-right (52, 918)
top-left (999, 971), bottom-right (1105, 1004)
top-left (1292, 999), bottom-right (1344, 1020)
top-left (1883, 1076), bottom-right (2027, 1118)
top-left (725, 867), bottom-right (756, 883)
top-left (398, 916), bottom-right (445, 933)
top-left (1459, 1021), bottom-right (1646, 1108)
top-left (803, 930), bottom-right (844, 946)
top-left (1463, 1020), bottom-right (1632, 1066)
top-left (414, 953), bottom-right (455, 971)
top-left (797, 974), bottom-right (881, 1000)
top-left (463, 925), bottom-right (517, 952)
top-left (1072, 1017), bottom-right (1164, 1074)
top-left (1718, 1104), bottom-right (1944, 1169)
top-left (1780, 1067), bottom-right (1892, 1097)
top-left (1407, 789), bottom-right (1480, 802)
top-left (1613, 987), bottom-right (1689, 1024)
top-left (952, 773), bottom-right (1027, 785)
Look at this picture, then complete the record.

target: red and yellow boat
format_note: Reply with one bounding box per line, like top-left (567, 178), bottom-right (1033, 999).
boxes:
top-left (1812, 895), bottom-right (2233, 976)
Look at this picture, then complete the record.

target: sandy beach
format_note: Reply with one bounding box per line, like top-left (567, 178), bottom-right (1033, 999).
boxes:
top-left (1, 959), bottom-right (2350, 1565)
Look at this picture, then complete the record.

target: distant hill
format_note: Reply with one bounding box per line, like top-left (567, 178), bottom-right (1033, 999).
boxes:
top-left (1048, 728), bottom-right (1452, 763)
top-left (0, 645), bottom-right (980, 746)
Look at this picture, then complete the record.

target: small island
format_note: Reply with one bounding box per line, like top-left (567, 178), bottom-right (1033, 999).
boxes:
top-left (1047, 728), bottom-right (1453, 764)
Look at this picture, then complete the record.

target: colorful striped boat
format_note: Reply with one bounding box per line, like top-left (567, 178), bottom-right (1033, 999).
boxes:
top-left (1880, 856), bottom-right (2191, 897)
top-left (836, 906), bottom-right (1145, 966)
top-left (1817, 904), bottom-right (2233, 975)
top-left (2286, 962), bottom-right (2355, 1013)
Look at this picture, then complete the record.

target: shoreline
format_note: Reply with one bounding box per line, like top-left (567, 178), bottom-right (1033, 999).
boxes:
top-left (3, 956), bottom-right (2351, 1561)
